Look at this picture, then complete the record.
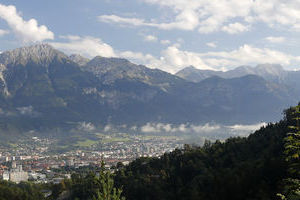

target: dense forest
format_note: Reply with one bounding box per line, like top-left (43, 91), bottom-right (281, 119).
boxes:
top-left (0, 181), bottom-right (46, 200)
top-left (0, 105), bottom-right (299, 200)
top-left (112, 105), bottom-right (299, 200)
top-left (115, 119), bottom-right (289, 199)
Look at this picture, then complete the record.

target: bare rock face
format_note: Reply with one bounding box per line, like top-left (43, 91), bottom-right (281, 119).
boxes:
top-left (69, 54), bottom-right (90, 66)
top-left (83, 56), bottom-right (184, 91)
top-left (0, 64), bottom-right (9, 96)
top-left (0, 44), bottom-right (68, 67)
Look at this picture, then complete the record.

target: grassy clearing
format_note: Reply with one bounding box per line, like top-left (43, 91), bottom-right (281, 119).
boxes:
top-left (101, 137), bottom-right (131, 143)
top-left (75, 139), bottom-right (98, 147)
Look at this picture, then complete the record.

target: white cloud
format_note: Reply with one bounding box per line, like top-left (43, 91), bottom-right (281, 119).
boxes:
top-left (98, 12), bottom-right (199, 31)
top-left (0, 29), bottom-right (9, 36)
top-left (17, 106), bottom-right (34, 115)
top-left (140, 123), bottom-right (221, 134)
top-left (206, 42), bottom-right (217, 48)
top-left (59, 35), bottom-right (81, 41)
top-left (77, 122), bottom-right (96, 132)
top-left (222, 23), bottom-right (250, 34)
top-left (160, 44), bottom-right (300, 72)
top-left (139, 122), bottom-right (266, 136)
top-left (160, 40), bottom-right (171, 45)
top-left (144, 34), bottom-right (157, 42)
top-left (98, 15), bottom-right (146, 26)
top-left (104, 124), bottom-right (112, 132)
top-left (50, 36), bottom-right (116, 58)
top-left (196, 0), bottom-right (253, 33)
top-left (202, 44), bottom-right (300, 68)
top-left (99, 1), bottom-right (300, 33)
top-left (160, 45), bottom-right (212, 73)
top-left (265, 36), bottom-right (286, 44)
top-left (118, 50), bottom-right (157, 65)
top-left (191, 124), bottom-right (221, 133)
top-left (250, 0), bottom-right (300, 29)
top-left (98, 0), bottom-right (252, 33)
top-left (50, 34), bottom-right (300, 73)
top-left (227, 122), bottom-right (267, 132)
top-left (51, 35), bottom-right (162, 70)
top-left (0, 4), bottom-right (54, 42)
top-left (145, 44), bottom-right (300, 73)
top-left (141, 123), bottom-right (160, 133)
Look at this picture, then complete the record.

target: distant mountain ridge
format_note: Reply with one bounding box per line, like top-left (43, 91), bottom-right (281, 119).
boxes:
top-left (175, 64), bottom-right (289, 83)
top-left (176, 64), bottom-right (300, 103)
top-left (0, 44), bottom-right (297, 136)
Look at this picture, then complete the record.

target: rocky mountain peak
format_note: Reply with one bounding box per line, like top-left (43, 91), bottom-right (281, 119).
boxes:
top-left (69, 54), bottom-right (90, 66)
top-left (87, 56), bottom-right (132, 68)
top-left (84, 56), bottom-right (144, 77)
top-left (182, 66), bottom-right (197, 71)
top-left (0, 64), bottom-right (5, 71)
top-left (176, 66), bottom-right (223, 82)
top-left (255, 64), bottom-right (284, 76)
top-left (0, 43), bottom-right (67, 67)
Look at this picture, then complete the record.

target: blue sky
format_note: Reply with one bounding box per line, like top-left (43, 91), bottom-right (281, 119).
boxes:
top-left (1, 0), bottom-right (300, 73)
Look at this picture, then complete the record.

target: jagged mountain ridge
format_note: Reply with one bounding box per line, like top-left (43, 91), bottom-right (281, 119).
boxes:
top-left (176, 64), bottom-right (290, 83)
top-left (69, 54), bottom-right (90, 66)
top-left (0, 44), bottom-right (297, 136)
top-left (176, 64), bottom-right (300, 101)
top-left (82, 56), bottom-right (185, 91)
top-left (0, 44), bottom-right (68, 67)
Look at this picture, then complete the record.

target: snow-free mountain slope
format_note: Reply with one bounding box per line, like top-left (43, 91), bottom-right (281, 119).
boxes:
top-left (0, 44), bottom-right (297, 136)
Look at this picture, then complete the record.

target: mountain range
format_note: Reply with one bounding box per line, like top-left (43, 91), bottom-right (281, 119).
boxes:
top-left (176, 64), bottom-right (300, 91)
top-left (0, 44), bottom-right (298, 136)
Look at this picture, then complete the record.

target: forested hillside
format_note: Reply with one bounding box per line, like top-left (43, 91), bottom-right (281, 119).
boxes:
top-left (62, 105), bottom-right (299, 200)
top-left (113, 105), bottom-right (299, 200)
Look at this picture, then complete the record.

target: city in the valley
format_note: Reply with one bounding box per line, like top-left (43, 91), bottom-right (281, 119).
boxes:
top-left (0, 134), bottom-right (184, 183)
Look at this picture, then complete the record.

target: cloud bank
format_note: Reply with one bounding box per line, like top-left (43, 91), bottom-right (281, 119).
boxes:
top-left (51, 36), bottom-right (116, 58)
top-left (265, 36), bottom-right (286, 44)
top-left (139, 122), bottom-right (266, 136)
top-left (0, 4), bottom-right (54, 42)
top-left (99, 0), bottom-right (300, 34)
top-left (51, 35), bottom-right (300, 73)
top-left (0, 29), bottom-right (9, 36)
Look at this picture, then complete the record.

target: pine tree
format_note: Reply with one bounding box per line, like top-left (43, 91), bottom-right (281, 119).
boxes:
top-left (279, 105), bottom-right (300, 200)
top-left (92, 161), bottom-right (125, 200)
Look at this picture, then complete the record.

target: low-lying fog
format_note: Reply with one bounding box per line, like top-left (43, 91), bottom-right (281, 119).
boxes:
top-left (76, 121), bottom-right (268, 145)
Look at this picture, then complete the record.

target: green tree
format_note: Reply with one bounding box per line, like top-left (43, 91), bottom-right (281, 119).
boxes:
top-left (92, 171), bottom-right (125, 200)
top-left (280, 105), bottom-right (300, 199)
